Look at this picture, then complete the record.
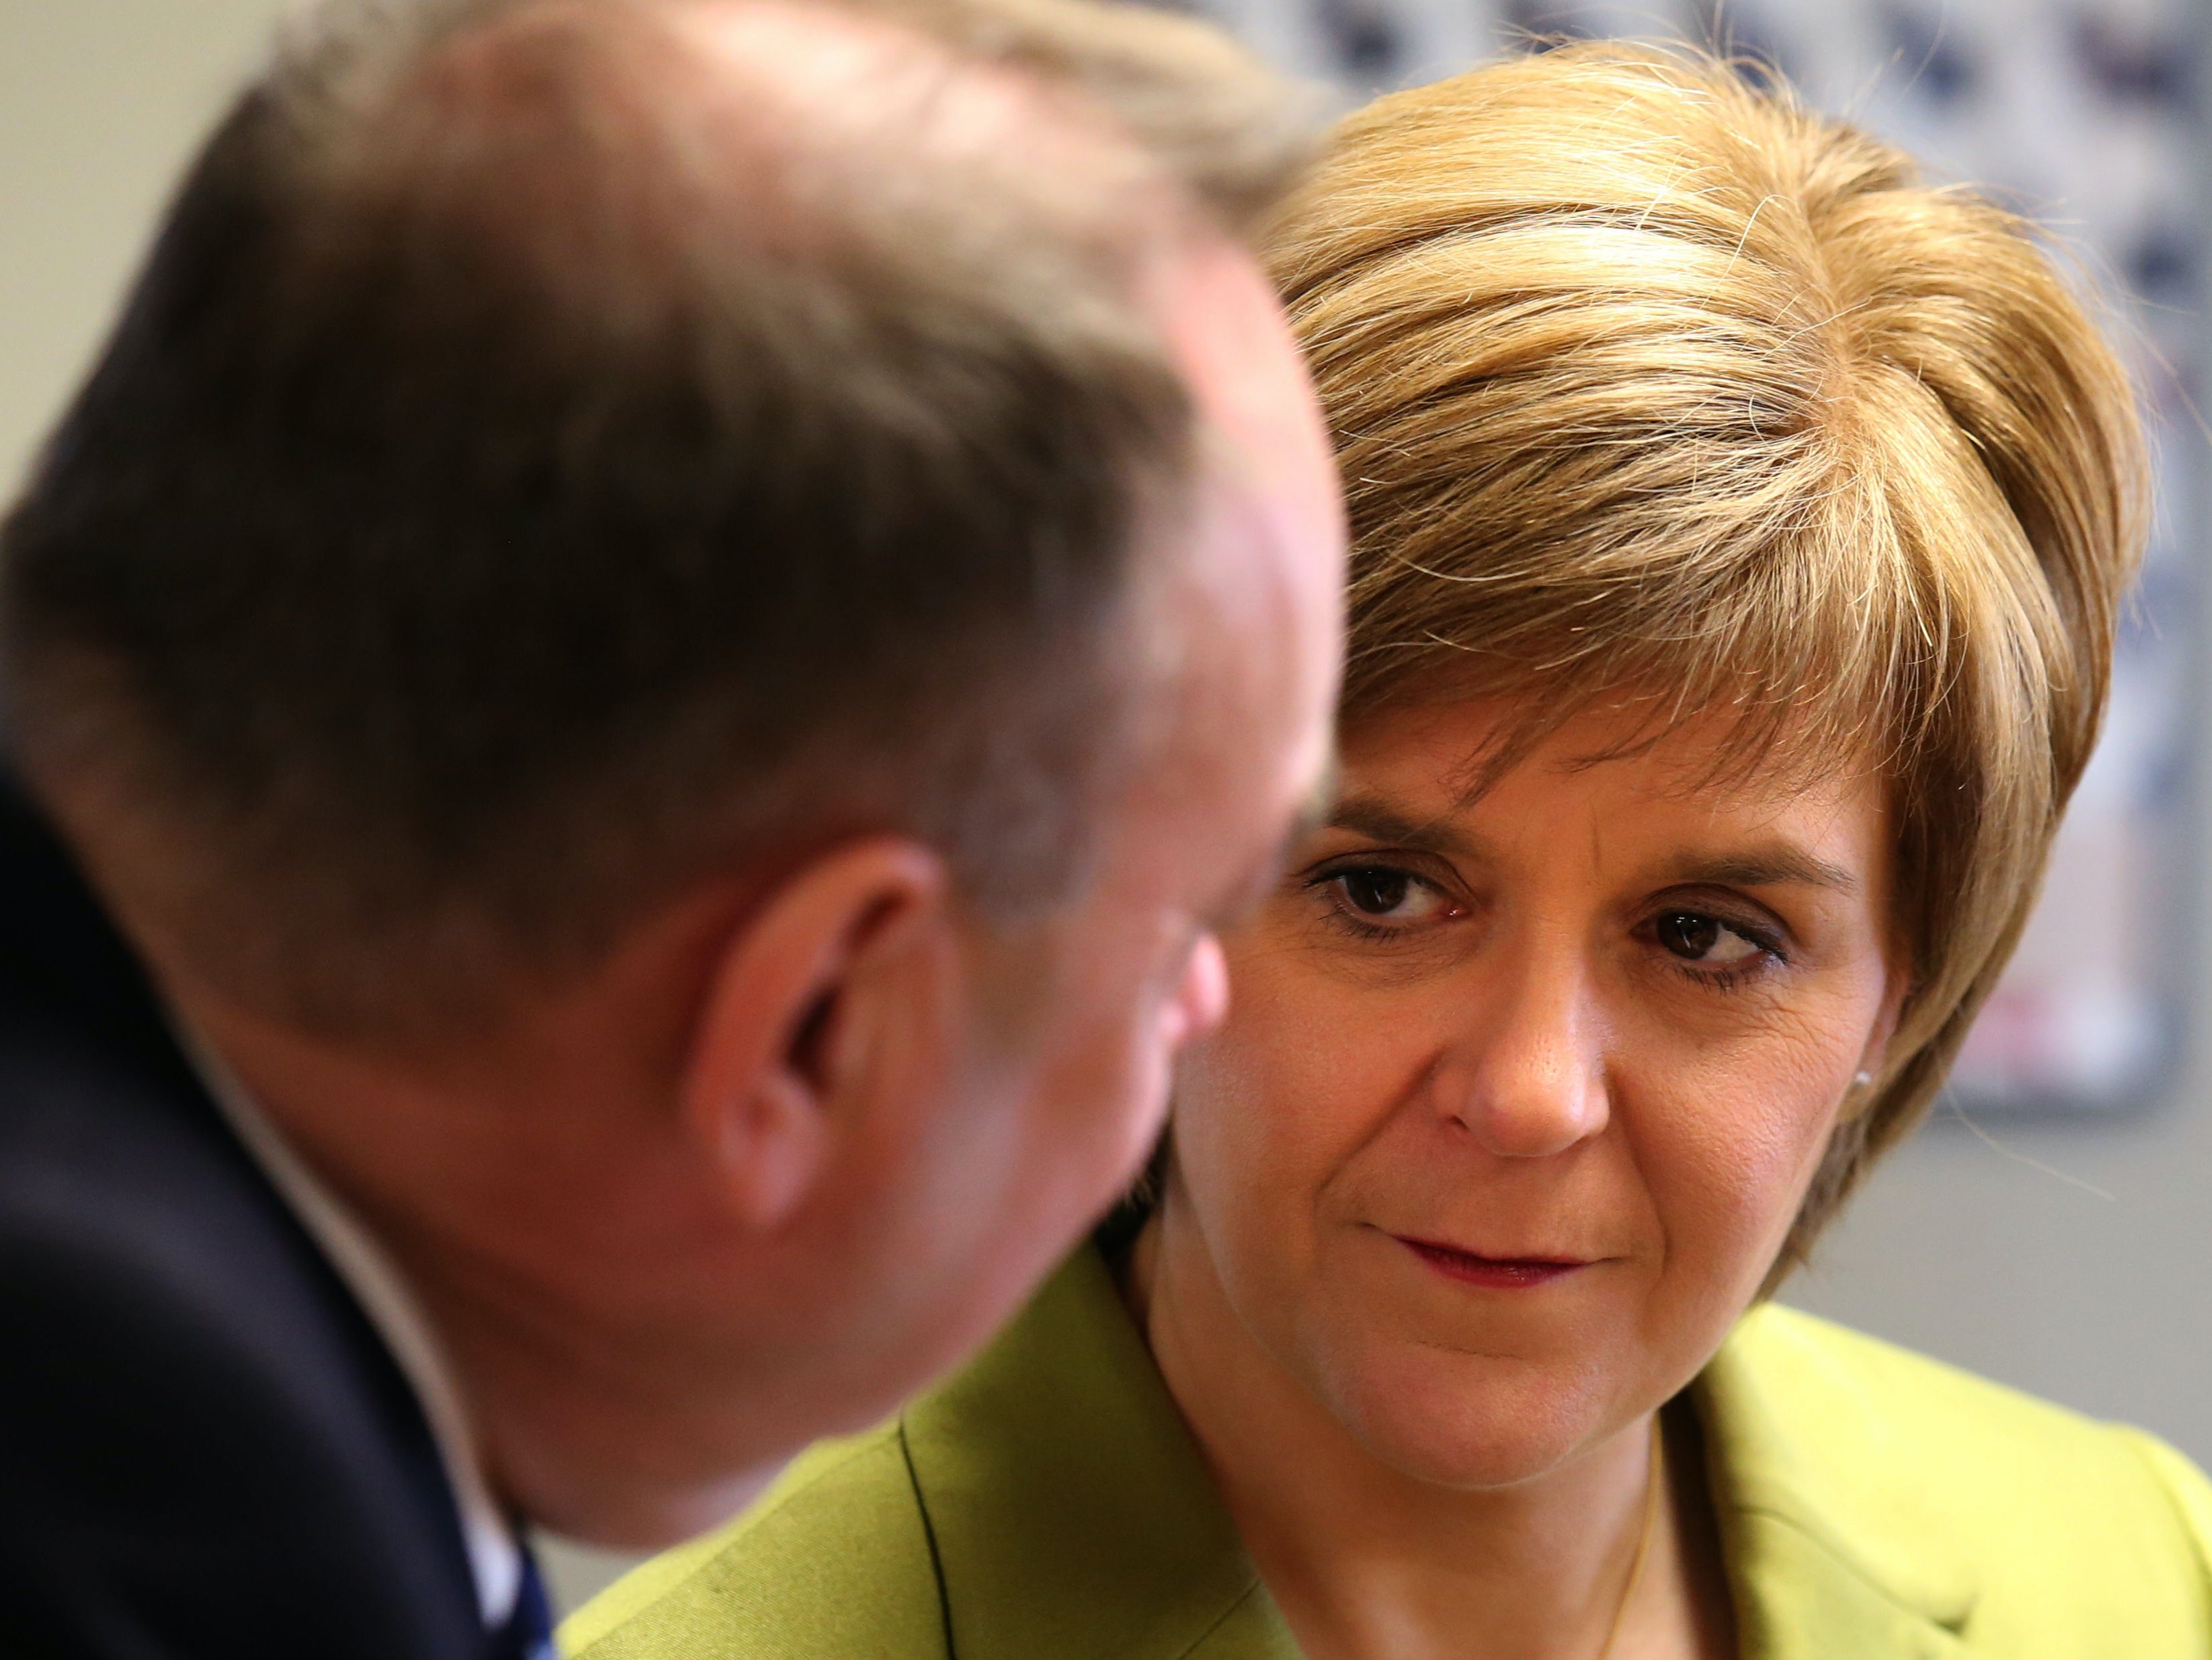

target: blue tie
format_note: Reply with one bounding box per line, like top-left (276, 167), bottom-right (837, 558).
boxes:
top-left (489, 1546), bottom-right (557, 1660)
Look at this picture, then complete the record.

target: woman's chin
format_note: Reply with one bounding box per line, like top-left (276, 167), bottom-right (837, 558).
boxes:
top-left (1309, 1335), bottom-right (1630, 1491)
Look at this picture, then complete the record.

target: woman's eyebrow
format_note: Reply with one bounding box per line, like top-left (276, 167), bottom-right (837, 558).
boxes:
top-left (1666, 848), bottom-right (1860, 894)
top-left (1326, 796), bottom-right (1474, 858)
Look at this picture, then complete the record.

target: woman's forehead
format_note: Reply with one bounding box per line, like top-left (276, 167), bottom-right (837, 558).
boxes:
top-left (1341, 691), bottom-right (1888, 812)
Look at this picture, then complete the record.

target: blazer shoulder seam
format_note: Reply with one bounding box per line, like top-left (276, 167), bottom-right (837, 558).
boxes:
top-left (565, 1427), bottom-right (910, 1657)
top-left (898, 1413), bottom-right (959, 1660)
top-left (1729, 1502), bottom-right (1971, 1633)
top-left (2105, 1425), bottom-right (2212, 1625)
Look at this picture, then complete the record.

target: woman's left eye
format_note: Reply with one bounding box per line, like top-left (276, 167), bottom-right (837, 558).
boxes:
top-left (1654, 910), bottom-right (1767, 968)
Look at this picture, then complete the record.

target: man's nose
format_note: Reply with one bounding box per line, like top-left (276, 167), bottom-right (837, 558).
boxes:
top-left (1158, 933), bottom-right (1231, 1055)
top-left (1436, 939), bottom-right (1608, 1158)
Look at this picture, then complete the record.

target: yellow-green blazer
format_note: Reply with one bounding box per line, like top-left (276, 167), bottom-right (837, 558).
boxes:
top-left (566, 1248), bottom-right (2212, 1658)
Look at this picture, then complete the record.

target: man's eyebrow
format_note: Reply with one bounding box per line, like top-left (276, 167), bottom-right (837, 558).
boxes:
top-left (1665, 849), bottom-right (1861, 894)
top-left (1290, 756), bottom-right (1342, 848)
top-left (1202, 759), bottom-right (1346, 932)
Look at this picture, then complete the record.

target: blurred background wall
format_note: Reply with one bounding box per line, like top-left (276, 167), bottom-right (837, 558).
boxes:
top-left (3, 0), bottom-right (2207, 1616)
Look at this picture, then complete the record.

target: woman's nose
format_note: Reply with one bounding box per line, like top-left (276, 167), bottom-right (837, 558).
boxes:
top-left (1437, 946), bottom-right (1609, 1158)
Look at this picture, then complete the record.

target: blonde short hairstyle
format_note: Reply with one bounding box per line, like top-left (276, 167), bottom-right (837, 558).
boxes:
top-left (1263, 43), bottom-right (2148, 1277)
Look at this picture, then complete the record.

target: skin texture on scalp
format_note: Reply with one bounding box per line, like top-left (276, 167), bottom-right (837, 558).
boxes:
top-left (1138, 696), bottom-right (1903, 1660)
top-left (0, 0), bottom-right (1355, 1555)
top-left (6, 0), bottom-right (1322, 1042)
top-left (148, 149), bottom-right (1342, 1549)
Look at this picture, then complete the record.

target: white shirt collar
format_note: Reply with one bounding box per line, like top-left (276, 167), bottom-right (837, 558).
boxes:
top-left (185, 1031), bottom-right (525, 1629)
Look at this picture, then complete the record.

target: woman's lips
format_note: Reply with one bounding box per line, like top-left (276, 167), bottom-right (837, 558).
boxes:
top-left (1396, 1236), bottom-right (1590, 1288)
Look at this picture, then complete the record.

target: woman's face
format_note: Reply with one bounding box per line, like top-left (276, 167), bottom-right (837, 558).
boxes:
top-left (1167, 696), bottom-right (1905, 1489)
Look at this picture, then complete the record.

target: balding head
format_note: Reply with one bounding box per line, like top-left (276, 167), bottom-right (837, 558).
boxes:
top-left (294, 0), bottom-right (1264, 319)
top-left (0, 0), bottom-right (1344, 1542)
top-left (1, 0), bottom-right (1319, 1036)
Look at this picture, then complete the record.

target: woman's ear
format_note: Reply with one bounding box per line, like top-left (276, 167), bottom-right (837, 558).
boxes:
top-left (1847, 968), bottom-right (1913, 1117)
top-left (678, 838), bottom-right (952, 1232)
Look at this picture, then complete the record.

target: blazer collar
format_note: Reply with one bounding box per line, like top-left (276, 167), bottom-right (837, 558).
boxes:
top-left (1694, 1305), bottom-right (1977, 1659)
top-left (900, 1246), bottom-right (1297, 1660)
top-left (902, 1250), bottom-right (1978, 1660)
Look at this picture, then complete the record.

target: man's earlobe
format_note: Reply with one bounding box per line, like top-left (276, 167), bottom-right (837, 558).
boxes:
top-left (678, 839), bottom-right (951, 1232)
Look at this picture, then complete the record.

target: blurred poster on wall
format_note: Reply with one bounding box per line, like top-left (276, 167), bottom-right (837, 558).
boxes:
top-left (1183, 0), bottom-right (2205, 1116)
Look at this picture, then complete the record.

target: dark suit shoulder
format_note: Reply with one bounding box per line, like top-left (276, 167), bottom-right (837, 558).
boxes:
top-left (0, 772), bottom-right (483, 1660)
top-left (0, 1022), bottom-right (483, 1660)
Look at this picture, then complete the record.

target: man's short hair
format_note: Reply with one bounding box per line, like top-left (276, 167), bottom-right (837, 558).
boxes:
top-left (0, 0), bottom-right (1317, 1034)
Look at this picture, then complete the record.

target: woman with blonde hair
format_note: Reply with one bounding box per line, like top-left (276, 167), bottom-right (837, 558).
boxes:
top-left (570, 43), bottom-right (2212, 1660)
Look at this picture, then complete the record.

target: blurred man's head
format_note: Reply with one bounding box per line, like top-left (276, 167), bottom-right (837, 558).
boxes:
top-left (0, 0), bottom-right (1342, 1543)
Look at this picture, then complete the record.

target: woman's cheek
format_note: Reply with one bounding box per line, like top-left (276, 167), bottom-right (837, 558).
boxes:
top-left (1181, 952), bottom-right (1408, 1211)
top-left (1184, 1014), bottom-right (1328, 1189)
top-left (1646, 1052), bottom-right (1849, 1285)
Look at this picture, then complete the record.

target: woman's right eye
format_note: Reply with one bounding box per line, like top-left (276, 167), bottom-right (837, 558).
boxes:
top-left (1319, 865), bottom-right (1456, 928)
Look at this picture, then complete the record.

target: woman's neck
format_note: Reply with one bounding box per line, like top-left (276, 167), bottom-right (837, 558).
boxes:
top-left (1125, 1204), bottom-right (1733, 1660)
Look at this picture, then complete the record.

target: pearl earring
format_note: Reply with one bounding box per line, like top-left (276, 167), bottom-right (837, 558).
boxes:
top-left (1853, 1071), bottom-right (1874, 1088)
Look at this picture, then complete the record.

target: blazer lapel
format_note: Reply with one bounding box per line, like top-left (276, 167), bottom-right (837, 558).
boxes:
top-left (900, 1247), bottom-right (1296, 1660)
top-left (904, 1259), bottom-right (1984, 1660)
top-left (1697, 1305), bottom-right (1977, 1660)
top-left (1184, 1585), bottom-right (1304, 1659)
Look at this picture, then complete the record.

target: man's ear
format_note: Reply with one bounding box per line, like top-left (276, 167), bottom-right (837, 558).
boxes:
top-left (678, 838), bottom-right (952, 1232)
